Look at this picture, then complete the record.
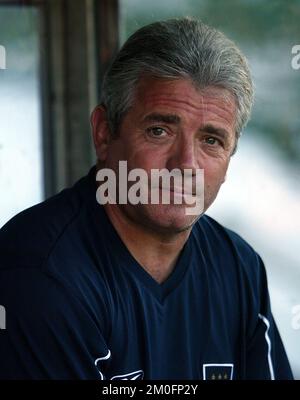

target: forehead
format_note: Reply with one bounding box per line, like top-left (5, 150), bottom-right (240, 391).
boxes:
top-left (132, 76), bottom-right (237, 128)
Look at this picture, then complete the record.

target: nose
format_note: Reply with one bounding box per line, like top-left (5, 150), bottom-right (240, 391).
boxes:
top-left (166, 135), bottom-right (200, 174)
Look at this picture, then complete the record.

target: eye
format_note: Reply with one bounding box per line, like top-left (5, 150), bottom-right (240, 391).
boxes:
top-left (146, 127), bottom-right (167, 138)
top-left (204, 136), bottom-right (222, 146)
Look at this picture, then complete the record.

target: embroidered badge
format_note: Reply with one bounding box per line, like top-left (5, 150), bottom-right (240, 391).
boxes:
top-left (203, 363), bottom-right (234, 380)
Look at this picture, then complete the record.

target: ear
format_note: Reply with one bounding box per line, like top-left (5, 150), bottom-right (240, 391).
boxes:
top-left (91, 105), bottom-right (111, 162)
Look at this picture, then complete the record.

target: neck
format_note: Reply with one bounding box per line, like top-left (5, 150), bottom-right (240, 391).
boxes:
top-left (103, 203), bottom-right (191, 284)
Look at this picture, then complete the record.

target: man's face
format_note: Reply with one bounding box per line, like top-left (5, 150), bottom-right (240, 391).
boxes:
top-left (95, 77), bottom-right (237, 235)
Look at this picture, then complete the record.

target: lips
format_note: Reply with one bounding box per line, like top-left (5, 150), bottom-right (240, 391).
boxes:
top-left (165, 183), bottom-right (196, 193)
top-left (170, 188), bottom-right (195, 196)
top-left (159, 187), bottom-right (197, 197)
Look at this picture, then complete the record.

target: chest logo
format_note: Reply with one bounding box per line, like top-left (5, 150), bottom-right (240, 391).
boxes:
top-left (203, 363), bottom-right (234, 380)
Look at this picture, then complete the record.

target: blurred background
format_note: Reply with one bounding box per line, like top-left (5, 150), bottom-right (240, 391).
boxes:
top-left (0, 0), bottom-right (299, 378)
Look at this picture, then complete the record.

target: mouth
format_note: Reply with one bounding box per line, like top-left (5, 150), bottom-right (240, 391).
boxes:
top-left (164, 187), bottom-right (196, 196)
top-left (157, 187), bottom-right (197, 199)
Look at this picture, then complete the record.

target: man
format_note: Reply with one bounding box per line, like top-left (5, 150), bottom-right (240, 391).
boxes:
top-left (0, 18), bottom-right (293, 379)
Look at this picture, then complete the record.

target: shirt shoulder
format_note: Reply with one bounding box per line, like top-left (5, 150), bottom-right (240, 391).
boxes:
top-left (195, 214), bottom-right (266, 289)
top-left (0, 168), bottom-right (112, 340)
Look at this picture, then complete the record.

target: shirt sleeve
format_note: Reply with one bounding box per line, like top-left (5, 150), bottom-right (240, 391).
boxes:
top-left (245, 255), bottom-right (294, 380)
top-left (0, 267), bottom-right (110, 379)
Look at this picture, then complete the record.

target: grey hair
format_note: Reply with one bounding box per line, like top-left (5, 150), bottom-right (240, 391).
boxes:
top-left (101, 17), bottom-right (254, 153)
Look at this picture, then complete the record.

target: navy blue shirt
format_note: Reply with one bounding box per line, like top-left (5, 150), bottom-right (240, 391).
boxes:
top-left (0, 167), bottom-right (293, 379)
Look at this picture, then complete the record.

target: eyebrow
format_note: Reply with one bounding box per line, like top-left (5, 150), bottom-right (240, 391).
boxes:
top-left (143, 113), bottom-right (181, 124)
top-left (201, 124), bottom-right (229, 139)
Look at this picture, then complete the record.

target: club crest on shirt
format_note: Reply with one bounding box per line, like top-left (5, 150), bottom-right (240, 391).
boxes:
top-left (203, 363), bottom-right (234, 380)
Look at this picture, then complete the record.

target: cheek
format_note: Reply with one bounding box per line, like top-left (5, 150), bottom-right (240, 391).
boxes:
top-left (106, 138), bottom-right (133, 163)
top-left (106, 146), bottom-right (122, 169)
top-left (204, 160), bottom-right (229, 185)
top-left (128, 149), bottom-right (165, 171)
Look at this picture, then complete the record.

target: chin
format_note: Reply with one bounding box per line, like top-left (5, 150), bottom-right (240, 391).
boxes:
top-left (131, 203), bottom-right (201, 235)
